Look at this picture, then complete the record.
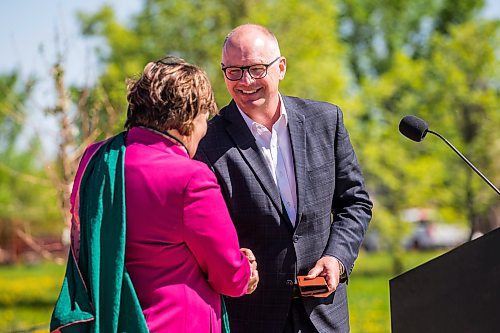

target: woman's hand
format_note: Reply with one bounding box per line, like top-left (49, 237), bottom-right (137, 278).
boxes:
top-left (241, 248), bottom-right (259, 294)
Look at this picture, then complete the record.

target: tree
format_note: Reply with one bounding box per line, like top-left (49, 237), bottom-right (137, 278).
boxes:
top-left (75, 0), bottom-right (352, 129)
top-left (246, 0), bottom-right (350, 104)
top-left (0, 73), bottom-right (61, 262)
top-left (356, 20), bottom-right (499, 258)
top-left (43, 50), bottom-right (123, 239)
top-left (421, 21), bottom-right (500, 234)
top-left (337, 0), bottom-right (485, 81)
top-left (76, 0), bottom-right (243, 128)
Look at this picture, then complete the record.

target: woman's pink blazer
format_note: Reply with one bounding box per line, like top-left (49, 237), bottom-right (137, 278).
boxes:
top-left (72, 127), bottom-right (250, 333)
top-left (125, 127), bottom-right (250, 332)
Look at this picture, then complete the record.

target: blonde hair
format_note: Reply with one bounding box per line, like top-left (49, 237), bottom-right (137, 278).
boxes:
top-left (125, 56), bottom-right (217, 135)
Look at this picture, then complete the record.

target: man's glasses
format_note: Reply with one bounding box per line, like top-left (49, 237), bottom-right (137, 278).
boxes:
top-left (221, 56), bottom-right (281, 81)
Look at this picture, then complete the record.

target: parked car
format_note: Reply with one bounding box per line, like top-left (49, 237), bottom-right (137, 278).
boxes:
top-left (404, 221), bottom-right (468, 250)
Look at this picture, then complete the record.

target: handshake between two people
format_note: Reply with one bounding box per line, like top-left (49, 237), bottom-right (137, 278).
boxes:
top-left (239, 250), bottom-right (341, 298)
top-left (240, 248), bottom-right (259, 294)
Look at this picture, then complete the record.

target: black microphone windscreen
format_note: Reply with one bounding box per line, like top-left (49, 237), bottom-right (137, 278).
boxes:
top-left (399, 115), bottom-right (429, 142)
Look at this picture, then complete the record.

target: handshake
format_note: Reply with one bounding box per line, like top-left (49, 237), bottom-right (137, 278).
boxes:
top-left (240, 248), bottom-right (259, 295)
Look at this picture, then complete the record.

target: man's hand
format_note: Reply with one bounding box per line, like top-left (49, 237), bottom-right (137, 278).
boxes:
top-left (305, 256), bottom-right (342, 297)
top-left (241, 248), bottom-right (259, 294)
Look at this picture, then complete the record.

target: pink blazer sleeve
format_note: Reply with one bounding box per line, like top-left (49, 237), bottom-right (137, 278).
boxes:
top-left (183, 165), bottom-right (250, 297)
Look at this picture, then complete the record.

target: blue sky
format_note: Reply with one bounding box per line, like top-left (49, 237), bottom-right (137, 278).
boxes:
top-left (0, 0), bottom-right (498, 154)
top-left (0, 1), bottom-right (141, 84)
top-left (0, 1), bottom-right (141, 152)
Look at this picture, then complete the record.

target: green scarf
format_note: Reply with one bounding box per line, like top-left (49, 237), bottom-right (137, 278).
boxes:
top-left (50, 132), bottom-right (148, 332)
top-left (50, 132), bottom-right (231, 333)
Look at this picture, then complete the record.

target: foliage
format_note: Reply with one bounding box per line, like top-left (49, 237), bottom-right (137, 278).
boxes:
top-left (0, 73), bottom-right (62, 240)
top-left (75, 0), bottom-right (352, 131)
top-left (0, 144), bottom-right (62, 236)
top-left (422, 21), bottom-right (500, 223)
top-left (0, 73), bottom-right (32, 149)
top-left (337, 0), bottom-right (485, 81)
top-left (248, 0), bottom-right (350, 104)
top-left (76, 0), bottom-right (241, 130)
top-left (357, 20), bottom-right (499, 241)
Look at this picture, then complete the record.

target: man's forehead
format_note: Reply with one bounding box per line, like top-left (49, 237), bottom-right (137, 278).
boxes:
top-left (223, 38), bottom-right (275, 62)
top-left (226, 32), bottom-right (269, 50)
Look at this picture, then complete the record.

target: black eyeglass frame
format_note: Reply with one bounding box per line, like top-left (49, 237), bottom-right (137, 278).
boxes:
top-left (221, 56), bottom-right (281, 81)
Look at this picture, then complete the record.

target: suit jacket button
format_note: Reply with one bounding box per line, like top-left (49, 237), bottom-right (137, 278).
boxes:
top-left (285, 280), bottom-right (294, 286)
top-left (293, 235), bottom-right (299, 243)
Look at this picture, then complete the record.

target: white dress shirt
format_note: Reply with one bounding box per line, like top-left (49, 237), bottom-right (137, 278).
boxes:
top-left (238, 96), bottom-right (297, 226)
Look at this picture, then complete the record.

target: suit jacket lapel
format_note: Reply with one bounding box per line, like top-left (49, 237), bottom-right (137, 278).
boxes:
top-left (223, 101), bottom-right (284, 217)
top-left (284, 97), bottom-right (306, 226)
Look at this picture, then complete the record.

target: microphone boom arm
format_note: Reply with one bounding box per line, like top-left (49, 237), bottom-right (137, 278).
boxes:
top-left (427, 130), bottom-right (500, 196)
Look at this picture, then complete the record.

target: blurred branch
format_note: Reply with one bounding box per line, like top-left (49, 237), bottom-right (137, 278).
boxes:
top-left (15, 227), bottom-right (54, 261)
top-left (0, 162), bottom-right (52, 186)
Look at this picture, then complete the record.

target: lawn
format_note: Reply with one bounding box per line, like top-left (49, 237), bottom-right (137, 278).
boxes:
top-left (0, 262), bottom-right (65, 332)
top-left (0, 250), bottom-right (445, 332)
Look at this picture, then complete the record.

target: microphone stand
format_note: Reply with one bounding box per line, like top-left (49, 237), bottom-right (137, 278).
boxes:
top-left (427, 130), bottom-right (500, 196)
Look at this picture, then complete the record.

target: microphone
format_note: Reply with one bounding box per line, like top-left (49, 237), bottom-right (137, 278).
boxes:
top-left (399, 115), bottom-right (429, 142)
top-left (399, 115), bottom-right (500, 196)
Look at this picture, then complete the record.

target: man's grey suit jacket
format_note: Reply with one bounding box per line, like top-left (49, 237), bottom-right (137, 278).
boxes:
top-left (195, 95), bottom-right (373, 333)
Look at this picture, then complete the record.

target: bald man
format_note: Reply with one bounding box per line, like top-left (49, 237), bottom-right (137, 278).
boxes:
top-left (195, 24), bottom-right (372, 333)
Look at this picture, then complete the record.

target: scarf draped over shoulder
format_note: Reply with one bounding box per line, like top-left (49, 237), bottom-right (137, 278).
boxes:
top-left (50, 132), bottom-right (148, 333)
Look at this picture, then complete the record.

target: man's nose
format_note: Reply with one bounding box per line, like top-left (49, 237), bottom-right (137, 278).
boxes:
top-left (239, 69), bottom-right (254, 84)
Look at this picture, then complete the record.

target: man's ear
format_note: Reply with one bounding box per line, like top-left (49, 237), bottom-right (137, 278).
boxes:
top-left (279, 57), bottom-right (287, 80)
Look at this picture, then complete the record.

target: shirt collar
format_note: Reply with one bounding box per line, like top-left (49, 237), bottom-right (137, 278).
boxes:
top-left (237, 93), bottom-right (288, 134)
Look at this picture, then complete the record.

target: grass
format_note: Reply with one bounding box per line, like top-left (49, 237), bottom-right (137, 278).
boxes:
top-left (0, 250), bottom-right (445, 332)
top-left (0, 262), bottom-right (65, 332)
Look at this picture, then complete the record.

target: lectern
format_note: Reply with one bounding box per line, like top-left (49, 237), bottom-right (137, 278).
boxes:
top-left (390, 227), bottom-right (500, 333)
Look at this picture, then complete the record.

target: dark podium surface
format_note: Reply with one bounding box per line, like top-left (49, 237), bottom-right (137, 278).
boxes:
top-left (390, 227), bottom-right (500, 333)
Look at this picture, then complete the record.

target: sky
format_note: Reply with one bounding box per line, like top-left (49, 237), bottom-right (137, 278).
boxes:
top-left (0, 1), bottom-right (142, 152)
top-left (1, 0), bottom-right (498, 84)
top-left (1, 0), bottom-right (141, 84)
top-left (0, 0), bottom-right (499, 154)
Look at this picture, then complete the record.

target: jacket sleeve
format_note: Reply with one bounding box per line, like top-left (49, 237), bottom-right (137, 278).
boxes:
top-left (323, 107), bottom-right (373, 278)
top-left (182, 164), bottom-right (250, 297)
